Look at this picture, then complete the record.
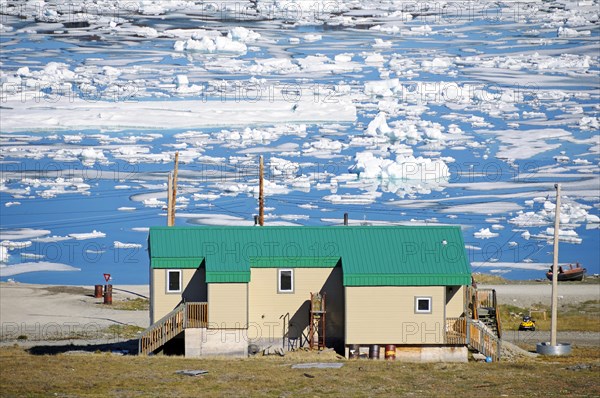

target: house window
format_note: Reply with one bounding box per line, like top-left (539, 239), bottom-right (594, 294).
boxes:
top-left (166, 270), bottom-right (182, 293)
top-left (278, 269), bottom-right (294, 293)
top-left (415, 297), bottom-right (432, 314)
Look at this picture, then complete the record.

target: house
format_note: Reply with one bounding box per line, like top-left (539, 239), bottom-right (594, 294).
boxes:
top-left (141, 225), bottom-right (500, 362)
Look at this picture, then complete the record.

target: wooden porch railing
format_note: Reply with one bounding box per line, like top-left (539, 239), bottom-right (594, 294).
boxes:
top-left (468, 319), bottom-right (501, 361)
top-left (445, 316), bottom-right (501, 361)
top-left (138, 302), bottom-right (208, 355)
top-left (445, 317), bottom-right (467, 345)
top-left (185, 302), bottom-right (209, 328)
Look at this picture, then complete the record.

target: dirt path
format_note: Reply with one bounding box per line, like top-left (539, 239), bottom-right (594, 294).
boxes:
top-left (502, 331), bottom-right (600, 347)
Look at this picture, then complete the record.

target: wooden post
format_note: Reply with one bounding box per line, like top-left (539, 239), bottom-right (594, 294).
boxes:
top-left (551, 183), bottom-right (561, 346)
top-left (167, 172), bottom-right (173, 227)
top-left (170, 152), bottom-right (179, 226)
top-left (464, 286), bottom-right (470, 345)
top-left (259, 155), bottom-right (264, 226)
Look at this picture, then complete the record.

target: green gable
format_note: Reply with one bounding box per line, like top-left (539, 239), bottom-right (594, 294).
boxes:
top-left (148, 226), bottom-right (472, 286)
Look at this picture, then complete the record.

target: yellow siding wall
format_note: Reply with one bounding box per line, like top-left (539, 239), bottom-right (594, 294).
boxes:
top-left (151, 268), bottom-right (207, 324)
top-left (445, 285), bottom-right (465, 318)
top-left (248, 267), bottom-right (344, 343)
top-left (345, 286), bottom-right (445, 345)
top-left (208, 283), bottom-right (247, 329)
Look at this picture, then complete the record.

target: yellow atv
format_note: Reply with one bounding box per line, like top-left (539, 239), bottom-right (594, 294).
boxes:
top-left (518, 316), bottom-right (536, 331)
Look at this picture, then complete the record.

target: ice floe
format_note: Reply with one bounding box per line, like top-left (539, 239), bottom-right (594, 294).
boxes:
top-left (0, 240), bottom-right (32, 249)
top-left (0, 262), bottom-right (80, 277)
top-left (473, 228), bottom-right (499, 239)
top-left (68, 230), bottom-right (106, 240)
top-left (114, 241), bottom-right (143, 249)
top-left (1, 92), bottom-right (356, 132)
top-left (0, 247), bottom-right (9, 263)
top-left (174, 36), bottom-right (247, 54)
top-left (349, 152), bottom-right (449, 182)
top-left (0, 229), bottom-right (50, 241)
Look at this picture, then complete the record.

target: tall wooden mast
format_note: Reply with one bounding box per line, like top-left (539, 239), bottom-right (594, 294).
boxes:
top-left (550, 183), bottom-right (561, 346)
top-left (259, 155), bottom-right (264, 226)
top-left (167, 172), bottom-right (173, 227)
top-left (169, 152), bottom-right (179, 226)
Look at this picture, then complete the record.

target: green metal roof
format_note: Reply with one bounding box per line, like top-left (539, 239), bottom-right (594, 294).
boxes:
top-left (250, 257), bottom-right (341, 268)
top-left (151, 257), bottom-right (204, 269)
top-left (148, 226), bottom-right (471, 286)
top-left (205, 271), bottom-right (250, 283)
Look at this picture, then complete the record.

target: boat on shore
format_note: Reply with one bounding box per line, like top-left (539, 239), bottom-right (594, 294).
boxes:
top-left (546, 263), bottom-right (587, 281)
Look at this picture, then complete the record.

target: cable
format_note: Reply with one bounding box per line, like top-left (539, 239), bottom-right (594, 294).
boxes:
top-left (0, 209), bottom-right (160, 229)
top-left (470, 196), bottom-right (551, 272)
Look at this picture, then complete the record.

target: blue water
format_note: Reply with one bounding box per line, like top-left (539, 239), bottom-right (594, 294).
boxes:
top-left (1, 3), bottom-right (599, 284)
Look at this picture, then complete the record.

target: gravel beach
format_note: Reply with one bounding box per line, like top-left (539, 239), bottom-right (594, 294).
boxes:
top-left (481, 283), bottom-right (600, 308)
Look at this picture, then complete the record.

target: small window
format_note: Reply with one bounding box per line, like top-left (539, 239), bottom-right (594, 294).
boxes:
top-left (415, 297), bottom-right (432, 314)
top-left (166, 270), bottom-right (182, 293)
top-left (278, 269), bottom-right (293, 293)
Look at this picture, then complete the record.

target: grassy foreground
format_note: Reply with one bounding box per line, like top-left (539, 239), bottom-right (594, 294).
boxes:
top-left (1, 346), bottom-right (599, 397)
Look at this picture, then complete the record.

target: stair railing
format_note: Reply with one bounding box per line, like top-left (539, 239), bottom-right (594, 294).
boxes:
top-left (138, 302), bottom-right (208, 355)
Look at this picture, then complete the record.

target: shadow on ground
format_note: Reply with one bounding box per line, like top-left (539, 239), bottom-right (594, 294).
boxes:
top-left (27, 339), bottom-right (139, 355)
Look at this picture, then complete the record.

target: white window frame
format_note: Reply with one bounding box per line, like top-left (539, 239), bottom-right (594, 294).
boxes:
top-left (415, 296), bottom-right (432, 314)
top-left (166, 269), bottom-right (182, 293)
top-left (278, 269), bottom-right (294, 293)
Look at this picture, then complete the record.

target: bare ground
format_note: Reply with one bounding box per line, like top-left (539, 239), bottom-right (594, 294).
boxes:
top-left (0, 282), bottom-right (149, 345)
top-left (481, 283), bottom-right (600, 308)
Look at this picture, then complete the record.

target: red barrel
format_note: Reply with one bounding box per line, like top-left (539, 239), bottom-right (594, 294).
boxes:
top-left (348, 344), bottom-right (360, 359)
top-left (103, 284), bottom-right (113, 305)
top-left (385, 345), bottom-right (396, 360)
top-left (368, 344), bottom-right (380, 360)
top-left (94, 285), bottom-right (103, 298)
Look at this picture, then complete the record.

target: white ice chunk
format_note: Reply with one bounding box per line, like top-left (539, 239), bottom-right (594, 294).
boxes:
top-left (68, 230), bottom-right (106, 240)
top-left (142, 198), bottom-right (167, 208)
top-left (473, 228), bottom-right (499, 239)
top-left (114, 241), bottom-right (142, 249)
top-left (228, 27), bottom-right (261, 42)
top-left (174, 36), bottom-right (247, 53)
top-left (0, 246), bottom-right (9, 263)
top-left (0, 240), bottom-right (32, 249)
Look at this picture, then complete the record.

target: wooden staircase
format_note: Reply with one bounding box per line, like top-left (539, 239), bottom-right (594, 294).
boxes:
top-left (445, 287), bottom-right (503, 361)
top-left (138, 302), bottom-right (208, 355)
top-left (469, 287), bottom-right (502, 360)
top-left (472, 288), bottom-right (502, 339)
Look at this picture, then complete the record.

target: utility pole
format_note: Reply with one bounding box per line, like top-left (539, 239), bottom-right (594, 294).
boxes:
top-left (551, 183), bottom-right (561, 346)
top-left (167, 172), bottom-right (173, 227)
top-left (259, 155), bottom-right (264, 226)
top-left (170, 152), bottom-right (179, 226)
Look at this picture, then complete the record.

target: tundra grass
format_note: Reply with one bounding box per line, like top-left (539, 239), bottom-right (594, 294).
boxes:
top-left (0, 346), bottom-right (598, 397)
top-left (499, 300), bottom-right (600, 332)
top-left (109, 298), bottom-right (150, 311)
